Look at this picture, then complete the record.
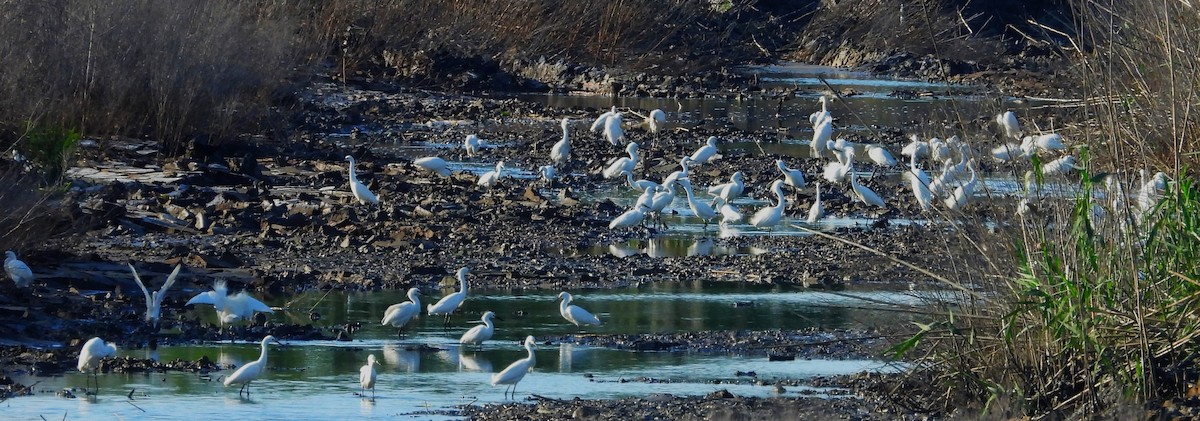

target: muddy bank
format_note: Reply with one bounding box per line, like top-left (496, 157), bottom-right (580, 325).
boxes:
top-left (553, 327), bottom-right (892, 360)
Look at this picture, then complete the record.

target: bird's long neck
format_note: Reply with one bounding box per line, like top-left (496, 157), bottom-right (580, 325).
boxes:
top-left (562, 124), bottom-right (569, 141)
top-left (409, 291), bottom-right (420, 307)
top-left (458, 275), bottom-right (468, 293)
top-left (525, 342), bottom-right (536, 363)
top-left (560, 295), bottom-right (571, 310)
top-left (257, 340), bottom-right (270, 364)
top-left (774, 185), bottom-right (785, 208)
top-left (484, 317), bottom-right (494, 329)
top-left (348, 158), bottom-right (359, 182)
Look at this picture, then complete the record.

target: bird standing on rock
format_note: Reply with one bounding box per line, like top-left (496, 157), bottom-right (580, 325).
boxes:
top-left (5, 250), bottom-right (33, 288)
top-left (414, 157), bottom-right (452, 177)
top-left (345, 155), bottom-right (379, 205)
top-left (464, 134), bottom-right (482, 157)
top-left (551, 118), bottom-right (572, 166)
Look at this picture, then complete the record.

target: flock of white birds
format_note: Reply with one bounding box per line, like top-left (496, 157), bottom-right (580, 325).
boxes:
top-left (6, 94), bottom-right (1173, 401)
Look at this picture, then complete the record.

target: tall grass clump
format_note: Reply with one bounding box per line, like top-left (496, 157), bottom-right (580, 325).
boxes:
top-left (888, 1), bottom-right (1200, 417)
top-left (0, 0), bottom-right (297, 154)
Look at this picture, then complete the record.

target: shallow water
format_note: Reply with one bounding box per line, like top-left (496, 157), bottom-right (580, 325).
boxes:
top-left (9, 285), bottom-right (923, 419)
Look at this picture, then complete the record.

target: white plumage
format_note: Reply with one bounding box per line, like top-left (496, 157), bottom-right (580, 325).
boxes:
top-left (996, 111), bottom-right (1021, 139)
top-left (414, 157), bottom-right (452, 177)
top-left (602, 143), bottom-right (640, 179)
top-left (428, 267), bottom-right (470, 321)
top-left (866, 145), bottom-right (897, 167)
top-left (777, 160), bottom-right (806, 188)
top-left (345, 155), bottom-right (379, 204)
top-left (551, 118), bottom-right (572, 166)
top-left (603, 112), bottom-right (625, 146)
top-left (558, 292), bottom-right (601, 326)
top-left (807, 182), bottom-right (824, 224)
top-left (622, 170), bottom-right (657, 192)
top-left (491, 336), bottom-right (537, 399)
top-left (381, 288), bottom-right (422, 335)
top-left (460, 311), bottom-right (497, 345)
top-left (477, 161), bottom-right (506, 188)
top-left (647, 109), bottom-right (667, 133)
top-left (1041, 155), bottom-right (1077, 175)
top-left (129, 262), bottom-right (182, 324)
top-left (5, 250), bottom-right (34, 288)
top-left (713, 197), bottom-right (743, 226)
top-left (689, 136), bottom-right (721, 165)
top-left (678, 180), bottom-right (717, 228)
top-left (185, 280), bottom-right (273, 325)
top-left (224, 335), bottom-right (283, 396)
top-left (750, 180), bottom-right (787, 229)
top-left (360, 354), bottom-right (379, 398)
top-left (609, 204), bottom-right (649, 230)
top-left (590, 106), bottom-right (617, 132)
top-left (464, 134), bottom-right (482, 156)
top-left (708, 172), bottom-right (745, 201)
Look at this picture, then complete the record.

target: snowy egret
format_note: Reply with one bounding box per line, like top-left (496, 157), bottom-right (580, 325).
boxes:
top-left (750, 180), bottom-right (787, 230)
top-left (602, 143), bottom-right (639, 179)
top-left (944, 165), bottom-right (979, 210)
top-left (464, 134), bottom-right (482, 156)
top-left (224, 335), bottom-right (283, 397)
top-left (622, 170), bottom-right (657, 192)
top-left (538, 165), bottom-right (556, 183)
top-left (713, 197), bottom-right (743, 226)
top-left (609, 204), bottom-right (650, 230)
top-left (345, 155), bottom-right (379, 205)
top-left (708, 172), bottom-right (745, 202)
top-left (662, 156), bottom-right (693, 187)
top-left (460, 311), bottom-right (497, 345)
top-left (5, 250), bottom-right (33, 288)
top-left (359, 354), bottom-right (379, 399)
top-left (647, 109), bottom-right (667, 133)
top-left (806, 182), bottom-right (824, 224)
top-left (996, 111), bottom-right (1021, 139)
top-left (822, 148), bottom-right (854, 184)
top-left (811, 119), bottom-right (833, 156)
top-left (414, 157), bottom-right (452, 177)
top-left (866, 145), bottom-right (897, 167)
top-left (492, 336), bottom-right (536, 399)
top-left (1041, 155), bottom-right (1077, 176)
top-left (808, 95), bottom-right (831, 127)
top-left (477, 161), bottom-right (506, 188)
top-left (428, 267), bottom-right (470, 324)
top-left (635, 185), bottom-right (658, 211)
top-left (590, 106), bottom-right (617, 132)
top-left (689, 137), bottom-right (721, 165)
top-left (777, 160), bottom-right (806, 188)
top-left (128, 262), bottom-right (182, 325)
top-left (901, 135), bottom-right (929, 160)
top-left (551, 118), bottom-right (572, 166)
top-left (558, 292), bottom-right (601, 327)
top-left (849, 171), bottom-right (886, 208)
top-left (678, 180), bottom-right (717, 229)
top-left (78, 337), bottom-right (117, 395)
top-left (185, 281), bottom-right (273, 325)
top-left (1137, 170), bottom-right (1169, 214)
top-left (603, 112), bottom-right (625, 146)
top-left (646, 182), bottom-right (678, 228)
top-left (991, 143), bottom-right (1023, 162)
top-left (381, 288), bottom-right (421, 337)
top-left (1021, 134), bottom-right (1066, 156)
top-left (905, 155), bottom-right (933, 211)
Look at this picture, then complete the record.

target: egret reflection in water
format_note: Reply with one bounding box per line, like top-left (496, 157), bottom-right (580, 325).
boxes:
top-left (382, 344), bottom-right (421, 373)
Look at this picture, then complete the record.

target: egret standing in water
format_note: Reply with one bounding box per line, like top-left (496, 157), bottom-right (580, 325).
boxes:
top-left (751, 180), bottom-right (787, 230)
top-left (381, 288), bottom-right (421, 337)
top-left (5, 250), bottom-right (33, 288)
top-left (345, 155), bottom-right (379, 205)
top-left (185, 280), bottom-right (274, 325)
top-left (551, 118), bottom-right (572, 166)
top-left (78, 337), bottom-right (117, 395)
top-left (678, 180), bottom-right (717, 229)
top-left (128, 262), bottom-right (182, 326)
top-left (460, 311), bottom-right (497, 346)
top-left (609, 203), bottom-right (650, 231)
top-left (689, 136), bottom-right (721, 165)
top-left (849, 171), bottom-right (886, 208)
top-left (224, 335), bottom-right (284, 397)
top-left (359, 354), bottom-right (379, 399)
top-left (777, 160), bottom-right (807, 188)
top-left (558, 292), bottom-right (601, 328)
top-left (708, 172), bottom-right (745, 202)
top-left (428, 267), bottom-right (470, 325)
top-left (492, 336), bottom-right (537, 399)
top-left (806, 182), bottom-right (825, 224)
top-left (538, 165), bottom-right (556, 185)
top-left (603, 143), bottom-right (639, 179)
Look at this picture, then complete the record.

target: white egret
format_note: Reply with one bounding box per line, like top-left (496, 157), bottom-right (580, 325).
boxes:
top-left (678, 180), bottom-right (717, 229)
top-left (647, 182), bottom-right (678, 228)
top-left (128, 262), bottom-right (182, 325)
top-left (991, 143), bottom-right (1023, 162)
top-left (929, 138), bottom-right (951, 163)
top-left (811, 119), bottom-right (833, 156)
top-left (602, 143), bottom-right (639, 179)
top-left (689, 136), bottom-right (721, 165)
top-left (590, 106), bottom-right (617, 132)
top-left (428, 267), bottom-right (470, 324)
top-left (551, 118), bottom-right (572, 166)
top-left (944, 165), bottom-right (979, 210)
top-left (78, 337), bottom-right (117, 395)
top-left (558, 292), bottom-right (601, 327)
top-left (381, 288), bottom-right (421, 337)
top-left (806, 182), bottom-right (824, 224)
top-left (359, 354), bottom-right (379, 399)
top-left (822, 147), bottom-right (854, 184)
top-left (905, 155), bottom-right (933, 211)
top-left (609, 204), bottom-right (650, 230)
top-left (928, 159), bottom-right (955, 196)
top-left (622, 170), bottom-right (657, 192)
top-left (708, 172), bottom-right (745, 201)
top-left (647, 109), bottom-right (667, 133)
top-left (477, 161), bottom-right (506, 188)
top-left (849, 171), bottom-right (886, 208)
top-left (492, 336), bottom-right (536, 399)
top-left (464, 134), bottom-right (482, 156)
top-left (750, 180), bottom-right (787, 230)
top-left (414, 157), bottom-right (452, 177)
top-left (603, 112), bottom-right (625, 146)
top-left (866, 145), bottom-right (897, 167)
top-left (5, 250), bottom-right (33, 288)
top-left (634, 185), bottom-right (658, 211)
top-left (996, 111), bottom-right (1021, 139)
top-left (808, 95), bottom-right (831, 127)
top-left (224, 335), bottom-right (283, 397)
top-left (1041, 155), bottom-right (1077, 176)
top-left (713, 197), bottom-right (743, 226)
top-left (345, 155), bottom-right (379, 205)
top-left (662, 157), bottom-right (693, 187)
top-left (186, 281), bottom-right (273, 325)
top-left (538, 165), bottom-right (556, 183)
top-left (1137, 170), bottom-right (1169, 215)
top-left (1030, 133), bottom-right (1066, 152)
top-left (460, 311), bottom-right (497, 345)
top-left (901, 135), bottom-right (929, 160)
top-left (777, 160), bottom-right (806, 188)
